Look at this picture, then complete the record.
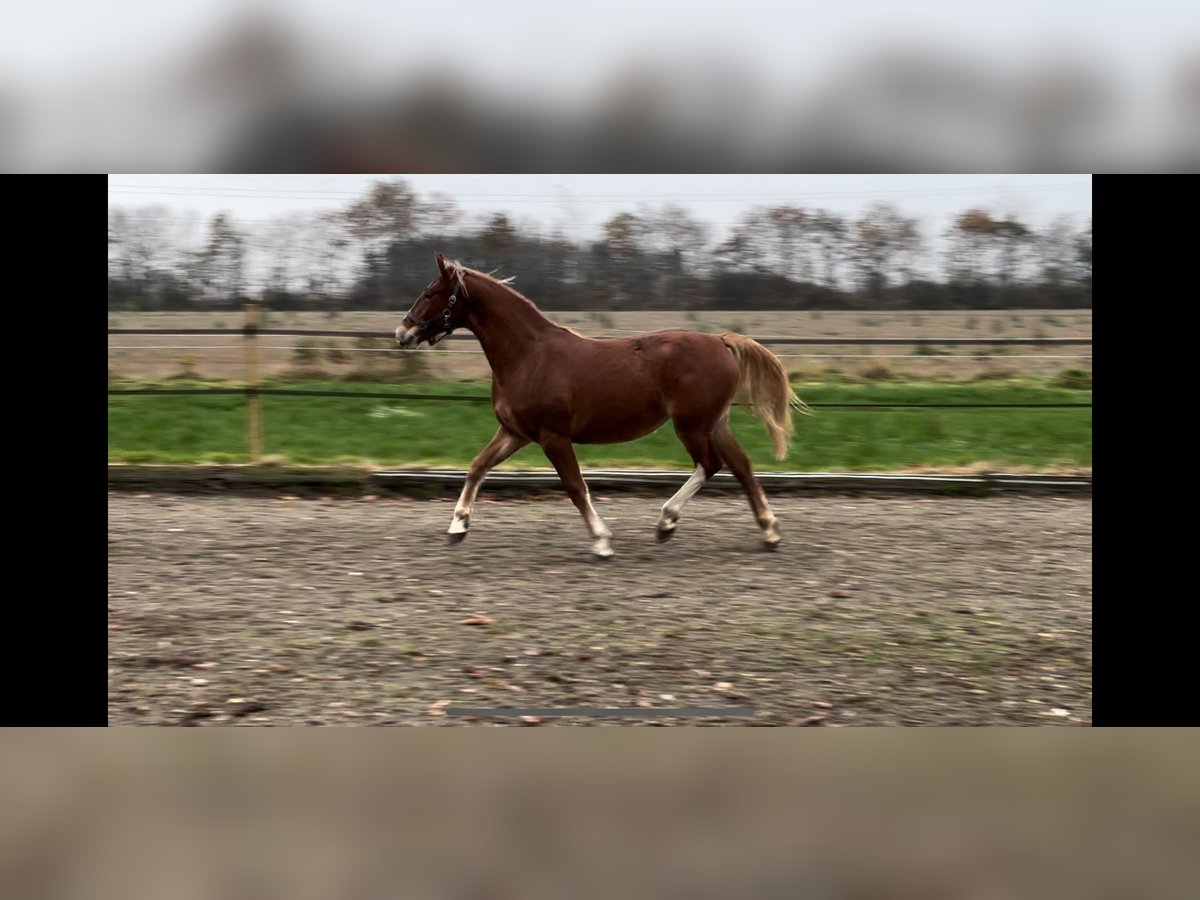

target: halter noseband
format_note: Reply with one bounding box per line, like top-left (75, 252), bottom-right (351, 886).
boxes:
top-left (413, 291), bottom-right (459, 346)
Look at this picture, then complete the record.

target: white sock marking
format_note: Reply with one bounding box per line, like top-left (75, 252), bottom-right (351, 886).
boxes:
top-left (583, 491), bottom-right (613, 556)
top-left (659, 465), bottom-right (708, 528)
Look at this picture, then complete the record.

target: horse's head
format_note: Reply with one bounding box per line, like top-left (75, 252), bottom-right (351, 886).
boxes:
top-left (396, 252), bottom-right (471, 348)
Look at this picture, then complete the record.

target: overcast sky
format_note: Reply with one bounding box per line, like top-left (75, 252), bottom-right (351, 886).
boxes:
top-left (108, 175), bottom-right (1091, 243)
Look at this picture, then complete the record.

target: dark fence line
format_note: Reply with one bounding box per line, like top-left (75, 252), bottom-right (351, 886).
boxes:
top-left (373, 470), bottom-right (1092, 496)
top-left (108, 328), bottom-right (1091, 347)
top-left (106, 387), bottom-right (1091, 409)
top-left (107, 465), bottom-right (1092, 497)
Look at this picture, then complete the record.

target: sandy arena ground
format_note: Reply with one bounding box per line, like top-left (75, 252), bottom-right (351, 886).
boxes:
top-left (108, 492), bottom-right (1091, 726)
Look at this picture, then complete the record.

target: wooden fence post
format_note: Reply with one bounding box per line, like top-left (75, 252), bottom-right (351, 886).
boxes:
top-left (244, 304), bottom-right (263, 461)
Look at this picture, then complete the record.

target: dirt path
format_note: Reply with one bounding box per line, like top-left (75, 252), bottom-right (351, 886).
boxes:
top-left (108, 493), bottom-right (1091, 725)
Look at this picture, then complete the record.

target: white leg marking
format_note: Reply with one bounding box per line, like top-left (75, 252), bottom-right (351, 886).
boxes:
top-left (657, 465), bottom-right (708, 535)
top-left (760, 494), bottom-right (781, 546)
top-left (583, 491), bottom-right (613, 558)
top-left (447, 474), bottom-right (485, 535)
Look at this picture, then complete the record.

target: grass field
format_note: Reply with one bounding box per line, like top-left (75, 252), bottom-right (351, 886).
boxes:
top-left (108, 378), bottom-right (1092, 472)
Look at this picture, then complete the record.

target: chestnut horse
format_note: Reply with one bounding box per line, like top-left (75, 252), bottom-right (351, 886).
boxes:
top-left (396, 253), bottom-right (809, 558)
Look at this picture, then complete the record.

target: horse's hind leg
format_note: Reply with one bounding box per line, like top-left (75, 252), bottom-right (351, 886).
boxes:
top-left (711, 416), bottom-right (781, 549)
top-left (656, 420), bottom-right (723, 542)
top-left (539, 434), bottom-right (613, 558)
top-left (448, 426), bottom-right (528, 544)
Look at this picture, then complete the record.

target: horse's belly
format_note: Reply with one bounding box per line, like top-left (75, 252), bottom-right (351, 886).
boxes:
top-left (572, 408), bottom-right (666, 444)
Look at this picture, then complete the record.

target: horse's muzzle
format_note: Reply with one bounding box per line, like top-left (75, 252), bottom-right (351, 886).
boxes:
top-left (396, 326), bottom-right (421, 349)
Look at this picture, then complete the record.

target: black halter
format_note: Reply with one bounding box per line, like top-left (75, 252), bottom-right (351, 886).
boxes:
top-left (413, 292), bottom-right (459, 345)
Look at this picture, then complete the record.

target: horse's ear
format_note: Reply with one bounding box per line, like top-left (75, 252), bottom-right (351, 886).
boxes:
top-left (435, 252), bottom-right (449, 278)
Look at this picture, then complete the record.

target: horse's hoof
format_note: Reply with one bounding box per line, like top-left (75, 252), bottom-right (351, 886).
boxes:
top-left (655, 525), bottom-right (676, 543)
top-left (447, 531), bottom-right (467, 545)
top-left (762, 522), bottom-right (781, 551)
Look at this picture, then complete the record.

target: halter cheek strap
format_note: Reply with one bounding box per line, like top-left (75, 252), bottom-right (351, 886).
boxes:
top-left (417, 293), bottom-right (459, 345)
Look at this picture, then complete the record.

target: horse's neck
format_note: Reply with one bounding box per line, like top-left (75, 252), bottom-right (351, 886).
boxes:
top-left (466, 281), bottom-right (561, 376)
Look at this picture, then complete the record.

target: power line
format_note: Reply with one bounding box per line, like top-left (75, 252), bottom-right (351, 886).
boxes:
top-left (105, 212), bottom-right (1095, 231)
top-left (107, 181), bottom-right (1091, 203)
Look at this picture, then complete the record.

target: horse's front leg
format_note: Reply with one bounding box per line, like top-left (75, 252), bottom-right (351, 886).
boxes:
top-left (448, 426), bottom-right (528, 544)
top-left (539, 434), bottom-right (613, 558)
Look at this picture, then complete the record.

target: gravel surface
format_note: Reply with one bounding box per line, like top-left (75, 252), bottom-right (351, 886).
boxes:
top-left (108, 492), bottom-right (1091, 726)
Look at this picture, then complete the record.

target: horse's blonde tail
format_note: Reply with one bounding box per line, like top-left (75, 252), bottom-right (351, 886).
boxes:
top-left (721, 332), bottom-right (812, 460)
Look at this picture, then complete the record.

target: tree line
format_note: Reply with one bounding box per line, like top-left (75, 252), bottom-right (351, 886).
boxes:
top-left (108, 180), bottom-right (1091, 312)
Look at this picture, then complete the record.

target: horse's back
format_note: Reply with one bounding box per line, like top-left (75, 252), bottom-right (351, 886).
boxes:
top-left (592, 330), bottom-right (740, 418)
top-left (625, 329), bottom-right (738, 384)
top-left (532, 329), bottom-right (739, 443)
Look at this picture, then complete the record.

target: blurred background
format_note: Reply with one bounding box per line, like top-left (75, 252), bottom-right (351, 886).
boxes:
top-left (9, 1), bottom-right (1200, 171)
top-left (4, 731), bottom-right (1198, 898)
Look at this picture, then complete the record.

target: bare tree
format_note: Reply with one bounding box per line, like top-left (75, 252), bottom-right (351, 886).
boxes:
top-left (640, 204), bottom-right (711, 275)
top-left (108, 206), bottom-right (180, 282)
top-left (193, 213), bottom-right (246, 304)
top-left (947, 208), bottom-right (1034, 303)
top-left (1075, 219), bottom-right (1092, 288)
top-left (721, 205), bottom-right (815, 281)
top-left (808, 209), bottom-right (852, 290)
top-left (344, 178), bottom-right (422, 292)
top-left (853, 203), bottom-right (921, 299)
top-left (946, 208), bottom-right (996, 288)
top-left (305, 211), bottom-right (354, 304)
top-left (254, 213), bottom-right (309, 297)
top-left (345, 179), bottom-right (421, 247)
top-left (415, 191), bottom-right (463, 235)
top-left (602, 211), bottom-right (644, 259)
top-left (479, 212), bottom-right (519, 260)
